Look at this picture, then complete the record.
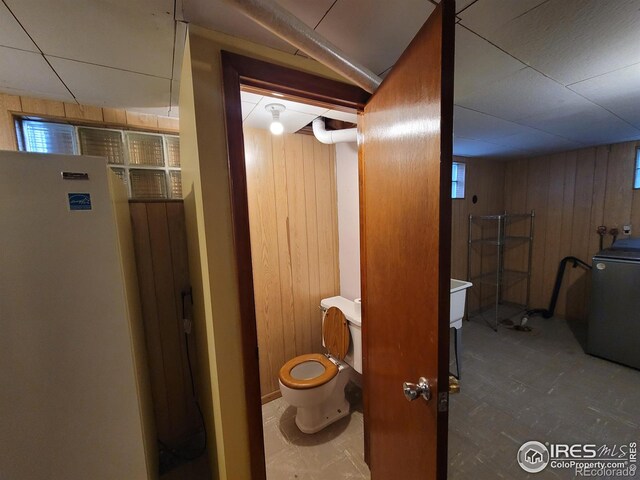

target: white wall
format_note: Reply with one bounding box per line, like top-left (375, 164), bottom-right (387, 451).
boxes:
top-left (336, 142), bottom-right (361, 300)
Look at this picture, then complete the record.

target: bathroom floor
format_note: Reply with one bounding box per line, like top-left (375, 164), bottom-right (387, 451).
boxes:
top-left (262, 384), bottom-right (369, 480)
top-left (263, 315), bottom-right (640, 480)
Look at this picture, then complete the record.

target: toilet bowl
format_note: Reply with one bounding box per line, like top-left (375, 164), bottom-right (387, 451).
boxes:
top-left (278, 297), bottom-right (361, 434)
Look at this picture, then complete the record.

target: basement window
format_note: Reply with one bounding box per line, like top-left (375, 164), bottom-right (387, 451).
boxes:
top-left (635, 148), bottom-right (640, 189)
top-left (452, 161), bottom-right (466, 199)
top-left (18, 119), bottom-right (78, 155)
top-left (15, 118), bottom-right (182, 199)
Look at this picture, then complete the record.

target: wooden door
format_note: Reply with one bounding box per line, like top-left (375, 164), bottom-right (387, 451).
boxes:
top-left (360, 2), bottom-right (454, 479)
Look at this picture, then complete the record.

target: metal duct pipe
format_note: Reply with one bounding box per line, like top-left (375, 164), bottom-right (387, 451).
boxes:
top-left (312, 118), bottom-right (357, 144)
top-left (224, 0), bottom-right (382, 93)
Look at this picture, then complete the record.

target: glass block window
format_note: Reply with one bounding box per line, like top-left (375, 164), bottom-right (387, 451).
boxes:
top-left (130, 169), bottom-right (168, 199)
top-left (16, 118), bottom-right (181, 199)
top-left (452, 162), bottom-right (466, 199)
top-left (166, 135), bottom-right (180, 167)
top-left (169, 170), bottom-right (182, 199)
top-left (126, 132), bottom-right (164, 166)
top-left (110, 167), bottom-right (127, 186)
top-left (79, 127), bottom-right (125, 164)
top-left (20, 120), bottom-right (77, 155)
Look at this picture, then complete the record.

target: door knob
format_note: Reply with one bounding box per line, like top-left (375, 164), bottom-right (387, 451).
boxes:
top-left (403, 377), bottom-right (431, 402)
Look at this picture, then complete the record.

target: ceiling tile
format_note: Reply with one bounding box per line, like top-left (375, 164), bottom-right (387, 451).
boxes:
top-left (243, 107), bottom-right (317, 134)
top-left (454, 106), bottom-right (530, 141)
top-left (517, 102), bottom-right (640, 146)
top-left (570, 62), bottom-right (640, 130)
top-left (0, 47), bottom-right (72, 101)
top-left (240, 91), bottom-right (263, 104)
top-left (315, 0), bottom-right (435, 74)
top-left (456, 0), bottom-right (479, 14)
top-left (458, 0), bottom-right (548, 38)
top-left (0, 2), bottom-right (37, 52)
top-left (456, 67), bottom-right (588, 122)
top-left (241, 101), bottom-right (257, 121)
top-left (454, 25), bottom-right (525, 101)
top-left (183, 0), bottom-right (294, 53)
top-left (48, 57), bottom-right (170, 109)
top-left (254, 96), bottom-right (328, 117)
top-left (183, 0), bottom-right (336, 55)
top-left (491, 129), bottom-right (582, 154)
top-left (453, 136), bottom-right (531, 158)
top-left (6, 0), bottom-right (175, 78)
top-left (324, 110), bottom-right (358, 124)
top-left (469, 0), bottom-right (640, 85)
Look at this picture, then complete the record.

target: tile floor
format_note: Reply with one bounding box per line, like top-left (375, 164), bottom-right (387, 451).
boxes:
top-left (263, 315), bottom-right (640, 480)
top-left (263, 384), bottom-right (369, 480)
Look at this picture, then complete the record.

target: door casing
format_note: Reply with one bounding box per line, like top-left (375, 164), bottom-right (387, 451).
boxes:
top-left (220, 52), bottom-right (369, 480)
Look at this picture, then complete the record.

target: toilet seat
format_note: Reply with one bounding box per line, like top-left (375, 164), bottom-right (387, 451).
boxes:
top-left (279, 307), bottom-right (350, 390)
top-left (279, 353), bottom-right (338, 390)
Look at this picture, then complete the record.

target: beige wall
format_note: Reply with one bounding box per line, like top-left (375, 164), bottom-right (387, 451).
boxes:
top-left (178, 26), bottom-right (349, 480)
top-left (0, 93), bottom-right (178, 151)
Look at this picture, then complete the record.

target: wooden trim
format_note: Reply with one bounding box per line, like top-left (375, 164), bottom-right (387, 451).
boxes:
top-left (11, 111), bottom-right (178, 135)
top-left (221, 51), bottom-right (369, 480)
top-left (437, 1), bottom-right (456, 479)
top-left (260, 390), bottom-right (282, 405)
top-left (221, 52), bottom-right (369, 111)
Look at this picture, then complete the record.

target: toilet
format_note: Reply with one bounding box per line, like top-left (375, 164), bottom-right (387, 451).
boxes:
top-left (278, 296), bottom-right (362, 434)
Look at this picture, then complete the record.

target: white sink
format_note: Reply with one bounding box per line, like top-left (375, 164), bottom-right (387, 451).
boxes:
top-left (450, 279), bottom-right (472, 329)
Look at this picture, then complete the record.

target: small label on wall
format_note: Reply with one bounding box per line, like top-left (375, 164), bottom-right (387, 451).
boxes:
top-left (68, 193), bottom-right (92, 211)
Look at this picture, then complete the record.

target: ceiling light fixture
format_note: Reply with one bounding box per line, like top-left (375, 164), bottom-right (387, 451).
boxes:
top-left (266, 103), bottom-right (285, 135)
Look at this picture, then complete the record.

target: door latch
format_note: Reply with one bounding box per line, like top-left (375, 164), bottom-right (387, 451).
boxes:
top-left (403, 377), bottom-right (431, 402)
top-left (449, 375), bottom-right (460, 394)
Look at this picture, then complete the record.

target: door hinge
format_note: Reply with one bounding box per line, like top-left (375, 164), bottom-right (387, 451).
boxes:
top-left (438, 392), bottom-right (449, 412)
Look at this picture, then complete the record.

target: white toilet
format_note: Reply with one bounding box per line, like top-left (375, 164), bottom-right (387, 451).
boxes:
top-left (278, 296), bottom-right (362, 434)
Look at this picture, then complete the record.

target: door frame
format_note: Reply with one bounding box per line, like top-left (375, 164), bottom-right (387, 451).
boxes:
top-left (220, 51), bottom-right (369, 479)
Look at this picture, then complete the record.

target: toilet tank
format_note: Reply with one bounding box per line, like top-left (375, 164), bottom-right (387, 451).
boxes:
top-left (321, 296), bottom-right (362, 374)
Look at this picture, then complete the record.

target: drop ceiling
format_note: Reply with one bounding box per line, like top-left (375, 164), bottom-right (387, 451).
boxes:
top-left (1, 0), bottom-right (640, 158)
top-left (0, 0), bottom-right (183, 117)
top-left (241, 91), bottom-right (357, 133)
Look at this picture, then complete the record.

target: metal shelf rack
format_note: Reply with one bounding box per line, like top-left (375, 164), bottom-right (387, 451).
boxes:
top-left (467, 211), bottom-right (535, 330)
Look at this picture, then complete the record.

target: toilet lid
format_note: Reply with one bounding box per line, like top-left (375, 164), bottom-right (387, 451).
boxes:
top-left (323, 307), bottom-right (350, 360)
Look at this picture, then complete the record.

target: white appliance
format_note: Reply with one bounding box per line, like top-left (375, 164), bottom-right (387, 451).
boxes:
top-left (0, 152), bottom-right (155, 479)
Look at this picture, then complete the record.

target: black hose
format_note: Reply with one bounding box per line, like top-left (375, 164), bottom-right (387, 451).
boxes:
top-left (526, 256), bottom-right (592, 319)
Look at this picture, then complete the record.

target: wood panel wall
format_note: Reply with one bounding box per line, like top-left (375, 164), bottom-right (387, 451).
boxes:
top-left (451, 156), bottom-right (506, 313)
top-left (503, 140), bottom-right (640, 320)
top-left (129, 200), bottom-right (202, 446)
top-left (0, 92), bottom-right (178, 151)
top-left (243, 127), bottom-right (340, 401)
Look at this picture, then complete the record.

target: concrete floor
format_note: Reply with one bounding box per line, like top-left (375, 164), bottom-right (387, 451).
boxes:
top-left (262, 315), bottom-right (640, 480)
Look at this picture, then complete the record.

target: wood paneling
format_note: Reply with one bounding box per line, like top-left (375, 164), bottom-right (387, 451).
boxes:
top-left (0, 92), bottom-right (178, 152)
top-left (503, 140), bottom-right (640, 319)
top-left (0, 93), bottom-right (21, 150)
top-left (63, 102), bottom-right (104, 122)
top-left (129, 201), bottom-right (202, 446)
top-left (243, 127), bottom-right (340, 400)
top-left (450, 156), bottom-right (505, 313)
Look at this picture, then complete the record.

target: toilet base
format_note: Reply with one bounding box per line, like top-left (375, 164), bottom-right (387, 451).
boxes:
top-left (294, 396), bottom-right (350, 434)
